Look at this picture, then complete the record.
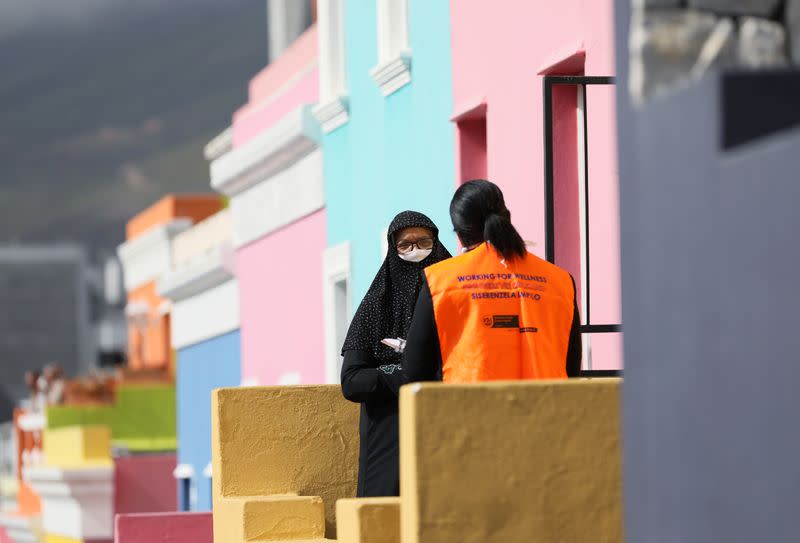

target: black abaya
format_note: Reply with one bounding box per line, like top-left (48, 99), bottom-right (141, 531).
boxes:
top-left (340, 211), bottom-right (451, 497)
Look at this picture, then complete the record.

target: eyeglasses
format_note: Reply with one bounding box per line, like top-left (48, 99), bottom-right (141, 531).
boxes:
top-left (396, 237), bottom-right (435, 254)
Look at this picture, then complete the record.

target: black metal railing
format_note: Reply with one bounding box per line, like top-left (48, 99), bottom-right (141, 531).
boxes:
top-left (542, 75), bottom-right (621, 338)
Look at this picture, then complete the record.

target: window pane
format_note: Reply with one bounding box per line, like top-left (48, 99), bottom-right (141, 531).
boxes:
top-left (586, 83), bottom-right (621, 326)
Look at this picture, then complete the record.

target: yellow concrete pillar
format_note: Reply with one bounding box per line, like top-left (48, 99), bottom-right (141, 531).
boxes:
top-left (211, 385), bottom-right (360, 541)
top-left (42, 425), bottom-right (111, 467)
top-left (400, 380), bottom-right (622, 543)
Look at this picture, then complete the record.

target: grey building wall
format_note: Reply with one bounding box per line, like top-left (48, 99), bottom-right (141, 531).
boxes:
top-left (0, 246), bottom-right (92, 420)
top-left (617, 1), bottom-right (800, 541)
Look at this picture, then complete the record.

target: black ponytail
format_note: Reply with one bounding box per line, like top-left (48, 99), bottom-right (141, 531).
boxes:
top-left (450, 179), bottom-right (527, 261)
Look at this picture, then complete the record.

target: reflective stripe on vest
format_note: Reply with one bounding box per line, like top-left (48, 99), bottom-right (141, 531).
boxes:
top-left (424, 243), bottom-right (574, 382)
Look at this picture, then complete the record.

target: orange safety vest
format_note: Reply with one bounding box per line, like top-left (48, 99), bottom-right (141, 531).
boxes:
top-left (424, 243), bottom-right (575, 382)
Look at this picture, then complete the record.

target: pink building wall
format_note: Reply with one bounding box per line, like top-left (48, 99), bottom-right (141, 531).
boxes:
top-left (230, 25), bottom-right (325, 385)
top-left (114, 454), bottom-right (177, 515)
top-left (450, 0), bottom-right (622, 369)
top-left (232, 27), bottom-right (318, 147)
top-left (237, 211), bottom-right (327, 385)
top-left (114, 512), bottom-right (212, 543)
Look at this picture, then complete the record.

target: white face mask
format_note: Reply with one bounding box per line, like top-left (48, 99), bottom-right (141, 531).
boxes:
top-left (398, 248), bottom-right (432, 263)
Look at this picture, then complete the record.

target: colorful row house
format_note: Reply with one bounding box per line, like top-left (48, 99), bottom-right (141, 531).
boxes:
top-left (0, 379), bottom-right (178, 543)
top-left (107, 0), bottom-right (623, 538)
top-left (157, 206), bottom-right (241, 511)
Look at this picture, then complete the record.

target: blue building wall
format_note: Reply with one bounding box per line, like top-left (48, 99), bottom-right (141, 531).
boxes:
top-left (176, 329), bottom-right (241, 511)
top-left (324, 0), bottom-right (456, 305)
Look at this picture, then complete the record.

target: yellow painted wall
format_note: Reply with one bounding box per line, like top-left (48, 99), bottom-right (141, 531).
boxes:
top-left (400, 380), bottom-right (623, 543)
top-left (43, 425), bottom-right (111, 468)
top-left (211, 386), bottom-right (360, 541)
top-left (45, 534), bottom-right (82, 543)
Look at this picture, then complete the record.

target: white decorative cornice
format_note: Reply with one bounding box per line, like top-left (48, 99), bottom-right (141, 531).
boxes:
top-left (312, 96), bottom-right (350, 133)
top-left (25, 466), bottom-right (113, 540)
top-left (210, 105), bottom-right (321, 197)
top-left (167, 277), bottom-right (239, 350)
top-left (204, 126), bottom-right (233, 161)
top-left (157, 244), bottom-right (235, 303)
top-left (17, 413), bottom-right (44, 432)
top-left (228, 148), bottom-right (324, 248)
top-left (370, 52), bottom-right (412, 97)
top-left (116, 219), bottom-right (192, 291)
top-left (0, 513), bottom-right (36, 543)
top-left (171, 209), bottom-right (233, 269)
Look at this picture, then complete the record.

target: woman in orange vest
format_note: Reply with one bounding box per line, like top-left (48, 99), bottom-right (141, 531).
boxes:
top-left (403, 180), bottom-right (581, 383)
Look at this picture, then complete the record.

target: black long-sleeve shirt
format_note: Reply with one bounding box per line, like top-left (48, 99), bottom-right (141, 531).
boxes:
top-left (403, 275), bottom-right (582, 382)
top-left (340, 350), bottom-right (406, 497)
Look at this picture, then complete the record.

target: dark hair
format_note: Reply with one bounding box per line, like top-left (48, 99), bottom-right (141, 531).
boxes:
top-left (450, 179), bottom-right (527, 261)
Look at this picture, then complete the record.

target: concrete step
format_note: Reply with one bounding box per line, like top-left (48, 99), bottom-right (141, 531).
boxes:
top-left (214, 494), bottom-right (325, 543)
top-left (336, 498), bottom-right (400, 543)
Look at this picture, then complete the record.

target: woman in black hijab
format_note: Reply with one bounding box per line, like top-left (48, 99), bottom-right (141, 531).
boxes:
top-left (341, 211), bottom-right (451, 497)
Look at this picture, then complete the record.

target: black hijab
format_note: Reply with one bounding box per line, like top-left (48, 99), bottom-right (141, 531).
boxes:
top-left (341, 211), bottom-right (451, 365)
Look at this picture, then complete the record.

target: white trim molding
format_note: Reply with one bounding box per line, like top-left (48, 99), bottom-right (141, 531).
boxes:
top-left (0, 513), bottom-right (37, 543)
top-left (116, 219), bottom-right (192, 291)
top-left (312, 96), bottom-right (350, 134)
top-left (371, 0), bottom-right (411, 96)
top-left (370, 53), bottom-right (412, 97)
top-left (158, 244), bottom-right (235, 303)
top-left (25, 466), bottom-right (114, 541)
top-left (210, 105), bottom-right (320, 198)
top-left (17, 413), bottom-right (44, 433)
top-left (171, 209), bottom-right (233, 269)
top-left (173, 463), bottom-right (195, 480)
top-left (381, 228), bottom-right (389, 259)
top-left (267, 0), bottom-right (313, 63)
top-left (322, 242), bottom-right (352, 385)
top-left (314, 0), bottom-right (350, 133)
top-left (166, 278), bottom-right (240, 351)
top-left (203, 126), bottom-right (233, 161)
top-left (228, 149), bottom-right (324, 249)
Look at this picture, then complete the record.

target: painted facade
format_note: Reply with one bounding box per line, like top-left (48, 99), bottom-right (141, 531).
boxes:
top-left (172, 331), bottom-right (240, 511)
top-left (448, 0), bottom-right (622, 369)
top-left (157, 208), bottom-right (242, 512)
top-left (13, 384), bottom-right (178, 543)
top-left (314, 0), bottom-right (457, 382)
top-left (209, 12), bottom-right (327, 387)
top-left (117, 195), bottom-right (223, 374)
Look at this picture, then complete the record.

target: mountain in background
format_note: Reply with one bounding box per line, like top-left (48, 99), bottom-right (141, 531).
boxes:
top-left (0, 0), bottom-right (267, 258)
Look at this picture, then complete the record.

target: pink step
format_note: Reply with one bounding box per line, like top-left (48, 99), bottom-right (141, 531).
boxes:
top-left (114, 512), bottom-right (213, 543)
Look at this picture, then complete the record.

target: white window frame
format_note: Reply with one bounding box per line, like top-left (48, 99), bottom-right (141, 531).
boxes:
top-left (380, 228), bottom-right (389, 259)
top-left (322, 242), bottom-right (352, 384)
top-left (369, 0), bottom-right (412, 96)
top-left (577, 85), bottom-right (592, 371)
top-left (313, 0), bottom-right (350, 133)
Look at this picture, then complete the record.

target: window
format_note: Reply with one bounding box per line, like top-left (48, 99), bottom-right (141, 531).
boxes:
top-left (451, 101), bottom-right (487, 183)
top-left (457, 115), bottom-right (487, 182)
top-left (543, 76), bottom-right (622, 374)
top-left (370, 0), bottom-right (411, 96)
top-left (174, 463), bottom-right (195, 512)
top-left (313, 0), bottom-right (349, 133)
top-left (323, 242), bottom-right (352, 384)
